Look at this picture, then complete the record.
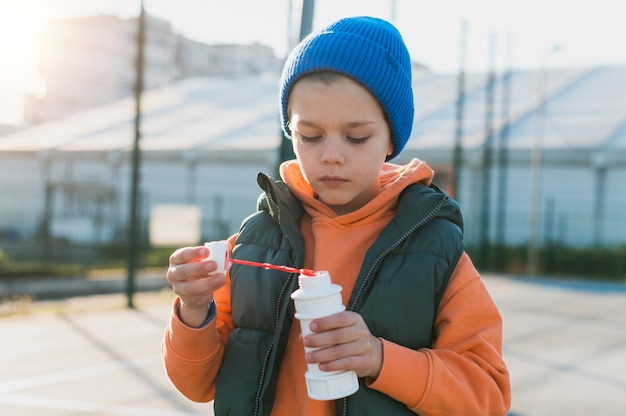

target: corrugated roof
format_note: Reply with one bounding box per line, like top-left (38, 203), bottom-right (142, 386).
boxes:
top-left (2, 66), bottom-right (625, 158)
top-left (0, 75), bottom-right (282, 153)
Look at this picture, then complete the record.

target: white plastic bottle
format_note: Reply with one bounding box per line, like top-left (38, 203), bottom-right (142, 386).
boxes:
top-left (291, 271), bottom-right (359, 400)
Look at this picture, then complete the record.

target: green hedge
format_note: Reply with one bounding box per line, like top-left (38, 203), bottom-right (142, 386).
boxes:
top-left (2, 243), bottom-right (625, 283)
top-left (467, 244), bottom-right (626, 282)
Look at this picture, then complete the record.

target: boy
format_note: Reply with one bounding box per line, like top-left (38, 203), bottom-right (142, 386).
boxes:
top-left (163, 16), bottom-right (510, 415)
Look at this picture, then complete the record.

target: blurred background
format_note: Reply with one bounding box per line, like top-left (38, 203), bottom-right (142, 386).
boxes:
top-left (0, 1), bottom-right (625, 415)
top-left (1, 0), bottom-right (625, 309)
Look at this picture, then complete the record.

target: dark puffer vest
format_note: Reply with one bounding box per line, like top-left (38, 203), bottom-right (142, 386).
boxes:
top-left (214, 173), bottom-right (465, 416)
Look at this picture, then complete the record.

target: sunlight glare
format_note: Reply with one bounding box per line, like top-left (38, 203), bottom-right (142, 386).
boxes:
top-left (0, 3), bottom-right (47, 124)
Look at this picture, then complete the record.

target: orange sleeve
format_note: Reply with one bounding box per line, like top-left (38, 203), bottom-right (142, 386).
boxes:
top-left (367, 252), bottom-right (511, 415)
top-left (161, 235), bottom-right (237, 402)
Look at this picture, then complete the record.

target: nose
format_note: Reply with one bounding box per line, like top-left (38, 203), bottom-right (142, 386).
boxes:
top-left (320, 137), bottom-right (345, 164)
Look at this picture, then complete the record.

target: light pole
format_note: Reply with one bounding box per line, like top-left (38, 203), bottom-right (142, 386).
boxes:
top-left (526, 45), bottom-right (560, 275)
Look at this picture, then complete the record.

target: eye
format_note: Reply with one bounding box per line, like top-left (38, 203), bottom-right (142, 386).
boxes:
top-left (347, 136), bottom-right (370, 144)
top-left (296, 132), bottom-right (322, 143)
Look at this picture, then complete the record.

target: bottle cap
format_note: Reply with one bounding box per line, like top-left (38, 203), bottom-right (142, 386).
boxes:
top-left (204, 241), bottom-right (229, 274)
top-left (298, 270), bottom-right (331, 290)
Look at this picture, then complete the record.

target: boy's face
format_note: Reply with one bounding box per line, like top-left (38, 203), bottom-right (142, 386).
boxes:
top-left (288, 76), bottom-right (393, 215)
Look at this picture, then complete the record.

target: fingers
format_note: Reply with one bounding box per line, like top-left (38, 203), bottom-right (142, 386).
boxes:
top-left (174, 273), bottom-right (226, 297)
top-left (302, 312), bottom-right (383, 379)
top-left (167, 246), bottom-right (217, 283)
top-left (308, 310), bottom-right (358, 333)
top-left (169, 245), bottom-right (209, 266)
top-left (166, 245), bottom-right (228, 311)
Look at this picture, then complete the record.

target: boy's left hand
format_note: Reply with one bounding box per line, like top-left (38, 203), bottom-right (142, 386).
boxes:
top-left (302, 311), bottom-right (383, 380)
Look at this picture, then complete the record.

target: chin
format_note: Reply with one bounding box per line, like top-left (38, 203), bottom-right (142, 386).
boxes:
top-left (317, 193), bottom-right (351, 207)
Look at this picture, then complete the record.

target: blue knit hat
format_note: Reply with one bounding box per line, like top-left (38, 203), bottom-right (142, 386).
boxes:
top-left (280, 16), bottom-right (414, 160)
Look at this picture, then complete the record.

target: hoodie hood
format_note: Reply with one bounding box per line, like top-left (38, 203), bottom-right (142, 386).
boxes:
top-left (279, 158), bottom-right (435, 224)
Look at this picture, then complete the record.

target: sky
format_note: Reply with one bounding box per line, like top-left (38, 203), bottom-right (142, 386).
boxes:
top-left (1, 0), bottom-right (625, 125)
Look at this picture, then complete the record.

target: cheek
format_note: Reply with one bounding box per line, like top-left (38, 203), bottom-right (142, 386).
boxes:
top-left (291, 142), bottom-right (313, 173)
top-left (291, 139), bottom-right (306, 161)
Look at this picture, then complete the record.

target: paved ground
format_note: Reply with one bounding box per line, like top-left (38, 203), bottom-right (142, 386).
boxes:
top-left (1, 275), bottom-right (625, 415)
top-left (492, 275), bottom-right (626, 415)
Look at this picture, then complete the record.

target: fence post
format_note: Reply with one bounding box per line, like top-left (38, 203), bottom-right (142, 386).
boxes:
top-left (127, 0), bottom-right (146, 308)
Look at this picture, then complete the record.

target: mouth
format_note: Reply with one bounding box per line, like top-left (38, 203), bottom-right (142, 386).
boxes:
top-left (319, 176), bottom-right (348, 187)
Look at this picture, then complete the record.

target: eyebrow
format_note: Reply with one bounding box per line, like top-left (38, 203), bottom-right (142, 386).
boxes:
top-left (295, 119), bottom-right (376, 128)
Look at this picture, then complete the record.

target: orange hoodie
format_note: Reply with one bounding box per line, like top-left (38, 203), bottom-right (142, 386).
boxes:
top-left (162, 158), bottom-right (511, 415)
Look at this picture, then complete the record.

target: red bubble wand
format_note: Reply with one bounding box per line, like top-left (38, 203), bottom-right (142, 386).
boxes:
top-left (227, 257), bottom-right (317, 277)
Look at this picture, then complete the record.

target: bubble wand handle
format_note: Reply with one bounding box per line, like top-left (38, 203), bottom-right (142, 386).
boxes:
top-left (228, 257), bottom-right (317, 276)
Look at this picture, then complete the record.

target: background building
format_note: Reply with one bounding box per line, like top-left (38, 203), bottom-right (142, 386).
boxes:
top-left (1, 65), bottom-right (625, 258)
top-left (24, 14), bottom-right (281, 124)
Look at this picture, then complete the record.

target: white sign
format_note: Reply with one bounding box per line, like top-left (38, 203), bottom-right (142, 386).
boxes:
top-left (149, 205), bottom-right (201, 247)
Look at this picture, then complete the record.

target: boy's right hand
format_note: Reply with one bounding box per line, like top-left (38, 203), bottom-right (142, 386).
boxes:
top-left (167, 245), bottom-right (227, 327)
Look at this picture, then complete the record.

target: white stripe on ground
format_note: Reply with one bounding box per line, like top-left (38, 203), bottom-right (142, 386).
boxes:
top-left (0, 355), bottom-right (160, 393)
top-left (0, 392), bottom-right (204, 416)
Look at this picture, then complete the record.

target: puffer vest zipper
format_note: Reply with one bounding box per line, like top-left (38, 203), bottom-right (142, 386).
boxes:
top-left (216, 174), bottom-right (465, 416)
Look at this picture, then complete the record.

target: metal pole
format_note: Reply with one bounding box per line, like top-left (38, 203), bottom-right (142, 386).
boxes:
top-left (592, 154), bottom-right (606, 246)
top-left (277, 0), bottom-right (315, 177)
top-left (495, 35), bottom-right (513, 272)
top-left (127, 0), bottom-right (146, 308)
top-left (526, 45), bottom-right (560, 275)
top-left (452, 20), bottom-right (467, 202)
top-left (478, 34), bottom-right (497, 270)
top-left (298, 0), bottom-right (315, 41)
top-left (390, 0), bottom-right (398, 24)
